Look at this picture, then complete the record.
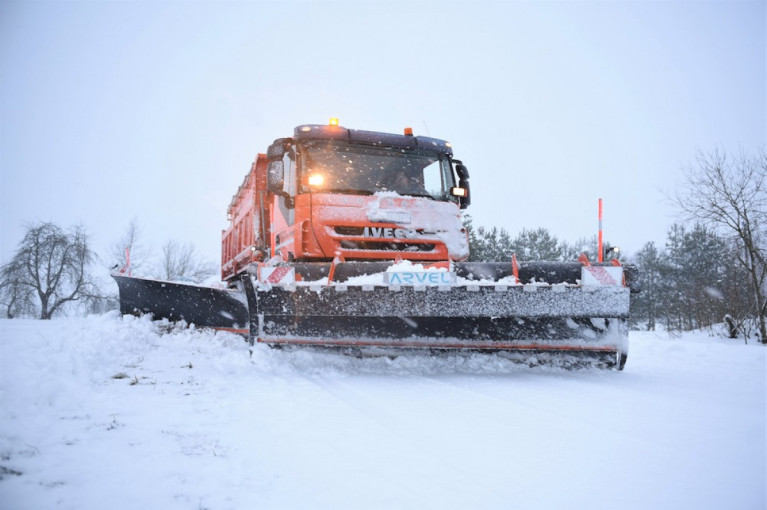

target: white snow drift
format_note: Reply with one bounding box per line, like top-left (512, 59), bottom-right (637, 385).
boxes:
top-left (0, 314), bottom-right (764, 510)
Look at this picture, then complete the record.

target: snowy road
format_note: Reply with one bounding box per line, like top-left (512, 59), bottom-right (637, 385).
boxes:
top-left (0, 314), bottom-right (764, 509)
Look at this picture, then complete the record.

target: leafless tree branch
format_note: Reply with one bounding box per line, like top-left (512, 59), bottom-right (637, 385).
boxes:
top-left (675, 148), bottom-right (767, 341)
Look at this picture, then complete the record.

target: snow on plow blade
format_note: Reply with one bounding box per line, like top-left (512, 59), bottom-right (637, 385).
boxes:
top-left (246, 263), bottom-right (631, 369)
top-left (112, 274), bottom-right (249, 334)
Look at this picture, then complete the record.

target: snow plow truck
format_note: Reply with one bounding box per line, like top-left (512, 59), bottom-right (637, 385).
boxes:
top-left (113, 120), bottom-right (638, 369)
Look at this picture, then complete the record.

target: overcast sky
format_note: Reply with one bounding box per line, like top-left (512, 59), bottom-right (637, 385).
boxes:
top-left (1, 0), bottom-right (764, 271)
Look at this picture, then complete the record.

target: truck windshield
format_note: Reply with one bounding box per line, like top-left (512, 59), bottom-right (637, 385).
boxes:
top-left (299, 142), bottom-right (456, 201)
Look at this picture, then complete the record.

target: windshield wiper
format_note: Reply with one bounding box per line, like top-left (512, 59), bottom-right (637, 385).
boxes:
top-left (324, 189), bottom-right (376, 196)
top-left (400, 192), bottom-right (434, 198)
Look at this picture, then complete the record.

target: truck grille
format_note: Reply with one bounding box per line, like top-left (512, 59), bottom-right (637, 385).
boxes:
top-left (339, 240), bottom-right (436, 252)
top-left (333, 226), bottom-right (436, 252)
top-left (333, 226), bottom-right (431, 236)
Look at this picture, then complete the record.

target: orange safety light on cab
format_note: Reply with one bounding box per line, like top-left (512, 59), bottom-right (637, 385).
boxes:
top-left (404, 127), bottom-right (413, 136)
top-left (329, 117), bottom-right (339, 126)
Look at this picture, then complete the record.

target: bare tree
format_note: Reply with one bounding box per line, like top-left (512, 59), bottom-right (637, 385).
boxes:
top-left (0, 222), bottom-right (101, 319)
top-left (110, 217), bottom-right (149, 276)
top-left (155, 240), bottom-right (216, 283)
top-left (676, 149), bottom-right (767, 342)
top-left (0, 261), bottom-right (36, 318)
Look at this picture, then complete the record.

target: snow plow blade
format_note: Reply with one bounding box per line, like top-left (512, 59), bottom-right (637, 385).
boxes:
top-left (244, 261), bottom-right (633, 370)
top-left (112, 274), bottom-right (249, 334)
top-left (112, 261), bottom-right (633, 369)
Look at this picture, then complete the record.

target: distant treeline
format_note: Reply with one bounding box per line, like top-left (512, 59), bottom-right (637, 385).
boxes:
top-left (464, 216), bottom-right (760, 338)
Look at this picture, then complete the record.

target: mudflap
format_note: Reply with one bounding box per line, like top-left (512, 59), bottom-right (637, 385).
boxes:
top-left (243, 277), bottom-right (631, 370)
top-left (112, 274), bottom-right (250, 334)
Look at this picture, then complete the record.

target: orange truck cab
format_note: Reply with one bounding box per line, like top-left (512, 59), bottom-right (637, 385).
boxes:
top-left (221, 122), bottom-right (471, 282)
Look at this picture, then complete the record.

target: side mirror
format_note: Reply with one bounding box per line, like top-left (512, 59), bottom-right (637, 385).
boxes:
top-left (458, 181), bottom-right (470, 208)
top-left (454, 161), bottom-right (470, 209)
top-left (266, 160), bottom-right (284, 193)
top-left (266, 156), bottom-right (295, 209)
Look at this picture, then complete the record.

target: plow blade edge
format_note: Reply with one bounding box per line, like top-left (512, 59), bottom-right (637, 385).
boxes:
top-left (246, 279), bottom-right (630, 368)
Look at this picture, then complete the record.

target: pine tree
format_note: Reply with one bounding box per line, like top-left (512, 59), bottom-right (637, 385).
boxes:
top-left (463, 215), bottom-right (514, 262)
top-left (630, 241), bottom-right (666, 330)
top-left (510, 228), bottom-right (563, 261)
top-left (662, 223), bottom-right (730, 331)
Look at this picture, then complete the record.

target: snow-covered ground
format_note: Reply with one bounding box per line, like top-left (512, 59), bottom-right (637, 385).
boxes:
top-left (0, 314), bottom-right (764, 510)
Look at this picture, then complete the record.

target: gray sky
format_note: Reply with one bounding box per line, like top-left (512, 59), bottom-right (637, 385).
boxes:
top-left (1, 0), bottom-right (764, 270)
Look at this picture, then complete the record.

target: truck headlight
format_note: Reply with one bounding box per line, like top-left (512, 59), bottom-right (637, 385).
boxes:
top-left (308, 174), bottom-right (325, 187)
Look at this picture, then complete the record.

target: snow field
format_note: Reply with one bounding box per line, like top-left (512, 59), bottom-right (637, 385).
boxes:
top-left (0, 314), bottom-right (764, 510)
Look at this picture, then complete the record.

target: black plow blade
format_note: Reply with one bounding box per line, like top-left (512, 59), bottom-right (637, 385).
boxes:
top-left (250, 281), bottom-right (630, 369)
top-left (112, 274), bottom-right (249, 333)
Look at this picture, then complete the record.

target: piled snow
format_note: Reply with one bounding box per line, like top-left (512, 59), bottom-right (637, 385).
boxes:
top-left (303, 260), bottom-right (519, 287)
top-left (366, 193), bottom-right (412, 224)
top-left (365, 193), bottom-right (469, 259)
top-left (0, 315), bottom-right (764, 509)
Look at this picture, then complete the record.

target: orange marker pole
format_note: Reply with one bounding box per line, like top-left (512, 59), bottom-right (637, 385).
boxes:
top-left (598, 198), bottom-right (603, 263)
top-left (512, 253), bottom-right (519, 284)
